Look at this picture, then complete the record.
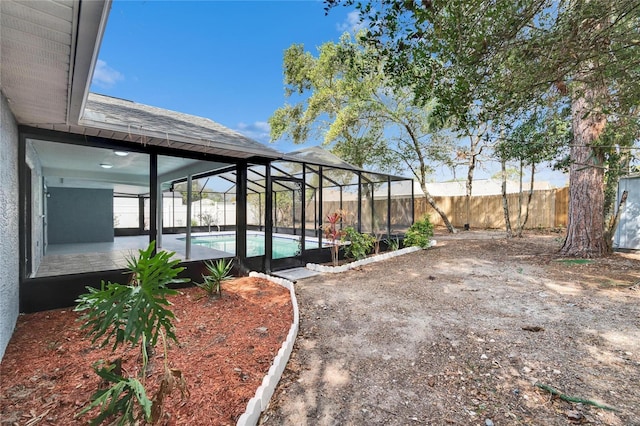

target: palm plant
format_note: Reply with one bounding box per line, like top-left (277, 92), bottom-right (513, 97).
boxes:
top-left (323, 211), bottom-right (344, 266)
top-left (198, 258), bottom-right (234, 298)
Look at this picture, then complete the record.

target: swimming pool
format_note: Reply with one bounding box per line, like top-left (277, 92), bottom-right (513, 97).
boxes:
top-left (189, 234), bottom-right (321, 259)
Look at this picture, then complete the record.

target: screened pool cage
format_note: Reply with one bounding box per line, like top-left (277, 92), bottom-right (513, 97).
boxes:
top-left (142, 149), bottom-right (416, 272)
top-left (25, 143), bottom-right (413, 291)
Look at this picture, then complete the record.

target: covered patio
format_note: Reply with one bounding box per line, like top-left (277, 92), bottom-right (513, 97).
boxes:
top-left (20, 94), bottom-right (414, 311)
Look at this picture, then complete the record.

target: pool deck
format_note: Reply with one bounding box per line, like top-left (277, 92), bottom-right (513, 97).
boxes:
top-left (34, 232), bottom-right (326, 278)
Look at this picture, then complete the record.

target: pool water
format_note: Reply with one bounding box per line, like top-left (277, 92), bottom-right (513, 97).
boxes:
top-left (190, 234), bottom-right (314, 259)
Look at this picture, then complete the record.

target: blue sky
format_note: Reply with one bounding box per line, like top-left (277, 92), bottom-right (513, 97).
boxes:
top-left (91, 0), bottom-right (361, 153)
top-left (92, 0), bottom-right (567, 187)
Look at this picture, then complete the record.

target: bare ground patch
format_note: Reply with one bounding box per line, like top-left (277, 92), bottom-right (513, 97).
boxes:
top-left (260, 231), bottom-right (640, 426)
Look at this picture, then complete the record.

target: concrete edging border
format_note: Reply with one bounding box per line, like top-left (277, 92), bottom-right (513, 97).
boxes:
top-left (236, 272), bottom-right (299, 426)
top-left (305, 245), bottom-right (426, 273)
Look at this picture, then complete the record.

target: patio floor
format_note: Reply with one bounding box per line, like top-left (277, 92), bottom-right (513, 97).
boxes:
top-left (34, 234), bottom-right (231, 277)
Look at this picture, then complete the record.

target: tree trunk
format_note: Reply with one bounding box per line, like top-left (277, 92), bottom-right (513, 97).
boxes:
top-left (560, 81), bottom-right (608, 257)
top-left (419, 181), bottom-right (457, 233)
top-left (518, 163), bottom-right (536, 237)
top-left (604, 190), bottom-right (628, 253)
top-left (465, 154), bottom-right (475, 231)
top-left (501, 158), bottom-right (513, 238)
top-left (464, 128), bottom-right (484, 231)
top-left (516, 159), bottom-right (523, 236)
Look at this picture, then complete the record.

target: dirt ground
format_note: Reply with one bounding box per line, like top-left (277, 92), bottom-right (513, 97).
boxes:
top-left (260, 230), bottom-right (640, 426)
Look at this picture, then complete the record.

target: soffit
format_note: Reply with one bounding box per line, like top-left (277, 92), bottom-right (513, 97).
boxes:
top-left (1, 0), bottom-right (75, 125)
top-left (0, 0), bottom-right (109, 126)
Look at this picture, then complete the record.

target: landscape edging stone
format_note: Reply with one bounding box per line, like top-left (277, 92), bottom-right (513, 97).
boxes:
top-left (305, 245), bottom-right (424, 273)
top-left (236, 272), bottom-right (299, 426)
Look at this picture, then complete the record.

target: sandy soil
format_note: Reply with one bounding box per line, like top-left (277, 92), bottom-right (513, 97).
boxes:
top-left (260, 230), bottom-right (640, 426)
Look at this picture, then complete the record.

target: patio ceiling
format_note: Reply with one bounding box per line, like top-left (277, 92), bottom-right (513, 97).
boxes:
top-left (31, 139), bottom-right (232, 196)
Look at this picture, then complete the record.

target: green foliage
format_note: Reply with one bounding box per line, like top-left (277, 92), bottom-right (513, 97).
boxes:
top-left (341, 227), bottom-right (376, 260)
top-left (404, 217), bottom-right (434, 249)
top-left (75, 242), bottom-right (187, 350)
top-left (385, 235), bottom-right (400, 251)
top-left (555, 259), bottom-right (594, 265)
top-left (323, 211), bottom-right (345, 266)
top-left (173, 180), bottom-right (209, 205)
top-left (198, 258), bottom-right (234, 297)
top-left (497, 110), bottom-right (570, 167)
top-left (75, 242), bottom-right (189, 424)
top-left (326, 0), bottom-right (640, 253)
top-left (76, 361), bottom-right (152, 426)
top-left (270, 32), bottom-right (457, 231)
top-left (269, 33), bottom-right (452, 177)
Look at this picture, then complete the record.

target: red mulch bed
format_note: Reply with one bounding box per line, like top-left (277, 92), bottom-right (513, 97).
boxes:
top-left (0, 277), bottom-right (293, 425)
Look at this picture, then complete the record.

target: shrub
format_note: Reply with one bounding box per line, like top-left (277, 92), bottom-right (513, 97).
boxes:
top-left (404, 217), bottom-right (434, 248)
top-left (198, 258), bottom-right (234, 298)
top-left (323, 211), bottom-right (345, 266)
top-left (342, 227), bottom-right (376, 260)
top-left (385, 235), bottom-right (400, 251)
top-left (75, 241), bottom-right (189, 425)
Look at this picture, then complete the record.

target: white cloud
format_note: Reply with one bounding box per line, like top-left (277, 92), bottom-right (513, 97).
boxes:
top-left (92, 60), bottom-right (124, 88)
top-left (336, 10), bottom-right (367, 34)
top-left (235, 121), bottom-right (271, 143)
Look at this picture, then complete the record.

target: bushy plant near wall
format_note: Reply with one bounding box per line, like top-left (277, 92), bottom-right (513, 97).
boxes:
top-left (404, 216), bottom-right (434, 249)
top-left (342, 227), bottom-right (376, 260)
top-left (75, 241), bottom-right (190, 425)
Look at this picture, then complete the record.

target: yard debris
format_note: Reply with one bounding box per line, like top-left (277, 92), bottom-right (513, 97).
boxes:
top-left (565, 410), bottom-right (584, 421)
top-left (534, 382), bottom-right (619, 412)
top-left (522, 326), bottom-right (545, 332)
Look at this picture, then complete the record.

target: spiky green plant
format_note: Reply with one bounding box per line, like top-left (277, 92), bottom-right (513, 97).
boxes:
top-left (198, 258), bottom-right (234, 297)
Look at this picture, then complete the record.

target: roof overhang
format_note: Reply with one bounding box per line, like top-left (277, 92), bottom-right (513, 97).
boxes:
top-left (0, 0), bottom-right (111, 126)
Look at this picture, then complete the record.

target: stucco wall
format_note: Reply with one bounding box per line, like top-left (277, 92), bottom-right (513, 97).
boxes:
top-left (48, 187), bottom-right (114, 243)
top-left (25, 141), bottom-right (44, 274)
top-left (0, 91), bottom-right (20, 360)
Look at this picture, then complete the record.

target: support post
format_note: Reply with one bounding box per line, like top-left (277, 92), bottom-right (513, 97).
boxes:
top-left (264, 164), bottom-right (273, 273)
top-left (357, 172), bottom-right (362, 233)
top-left (370, 180), bottom-right (375, 235)
top-left (138, 195), bottom-right (145, 234)
top-left (157, 184), bottom-right (163, 249)
top-left (301, 165), bottom-right (306, 253)
top-left (185, 174), bottom-right (192, 260)
top-left (318, 166), bottom-right (323, 248)
top-left (411, 179), bottom-right (415, 224)
top-left (149, 153), bottom-right (158, 253)
top-left (258, 193), bottom-right (262, 231)
top-left (387, 177), bottom-right (392, 237)
top-left (236, 162), bottom-right (248, 270)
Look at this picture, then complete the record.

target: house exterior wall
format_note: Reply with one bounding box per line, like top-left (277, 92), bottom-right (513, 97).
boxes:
top-left (0, 91), bottom-right (20, 360)
top-left (48, 188), bottom-right (114, 244)
top-left (25, 141), bottom-right (44, 274)
top-left (614, 176), bottom-right (640, 250)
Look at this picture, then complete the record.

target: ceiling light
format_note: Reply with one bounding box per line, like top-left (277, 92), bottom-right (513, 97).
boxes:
top-left (114, 150), bottom-right (129, 156)
top-left (100, 163), bottom-right (113, 169)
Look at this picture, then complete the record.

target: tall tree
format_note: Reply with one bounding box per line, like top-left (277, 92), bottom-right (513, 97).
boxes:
top-left (325, 0), bottom-right (640, 257)
top-left (269, 33), bottom-right (459, 232)
top-left (496, 110), bottom-right (570, 237)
